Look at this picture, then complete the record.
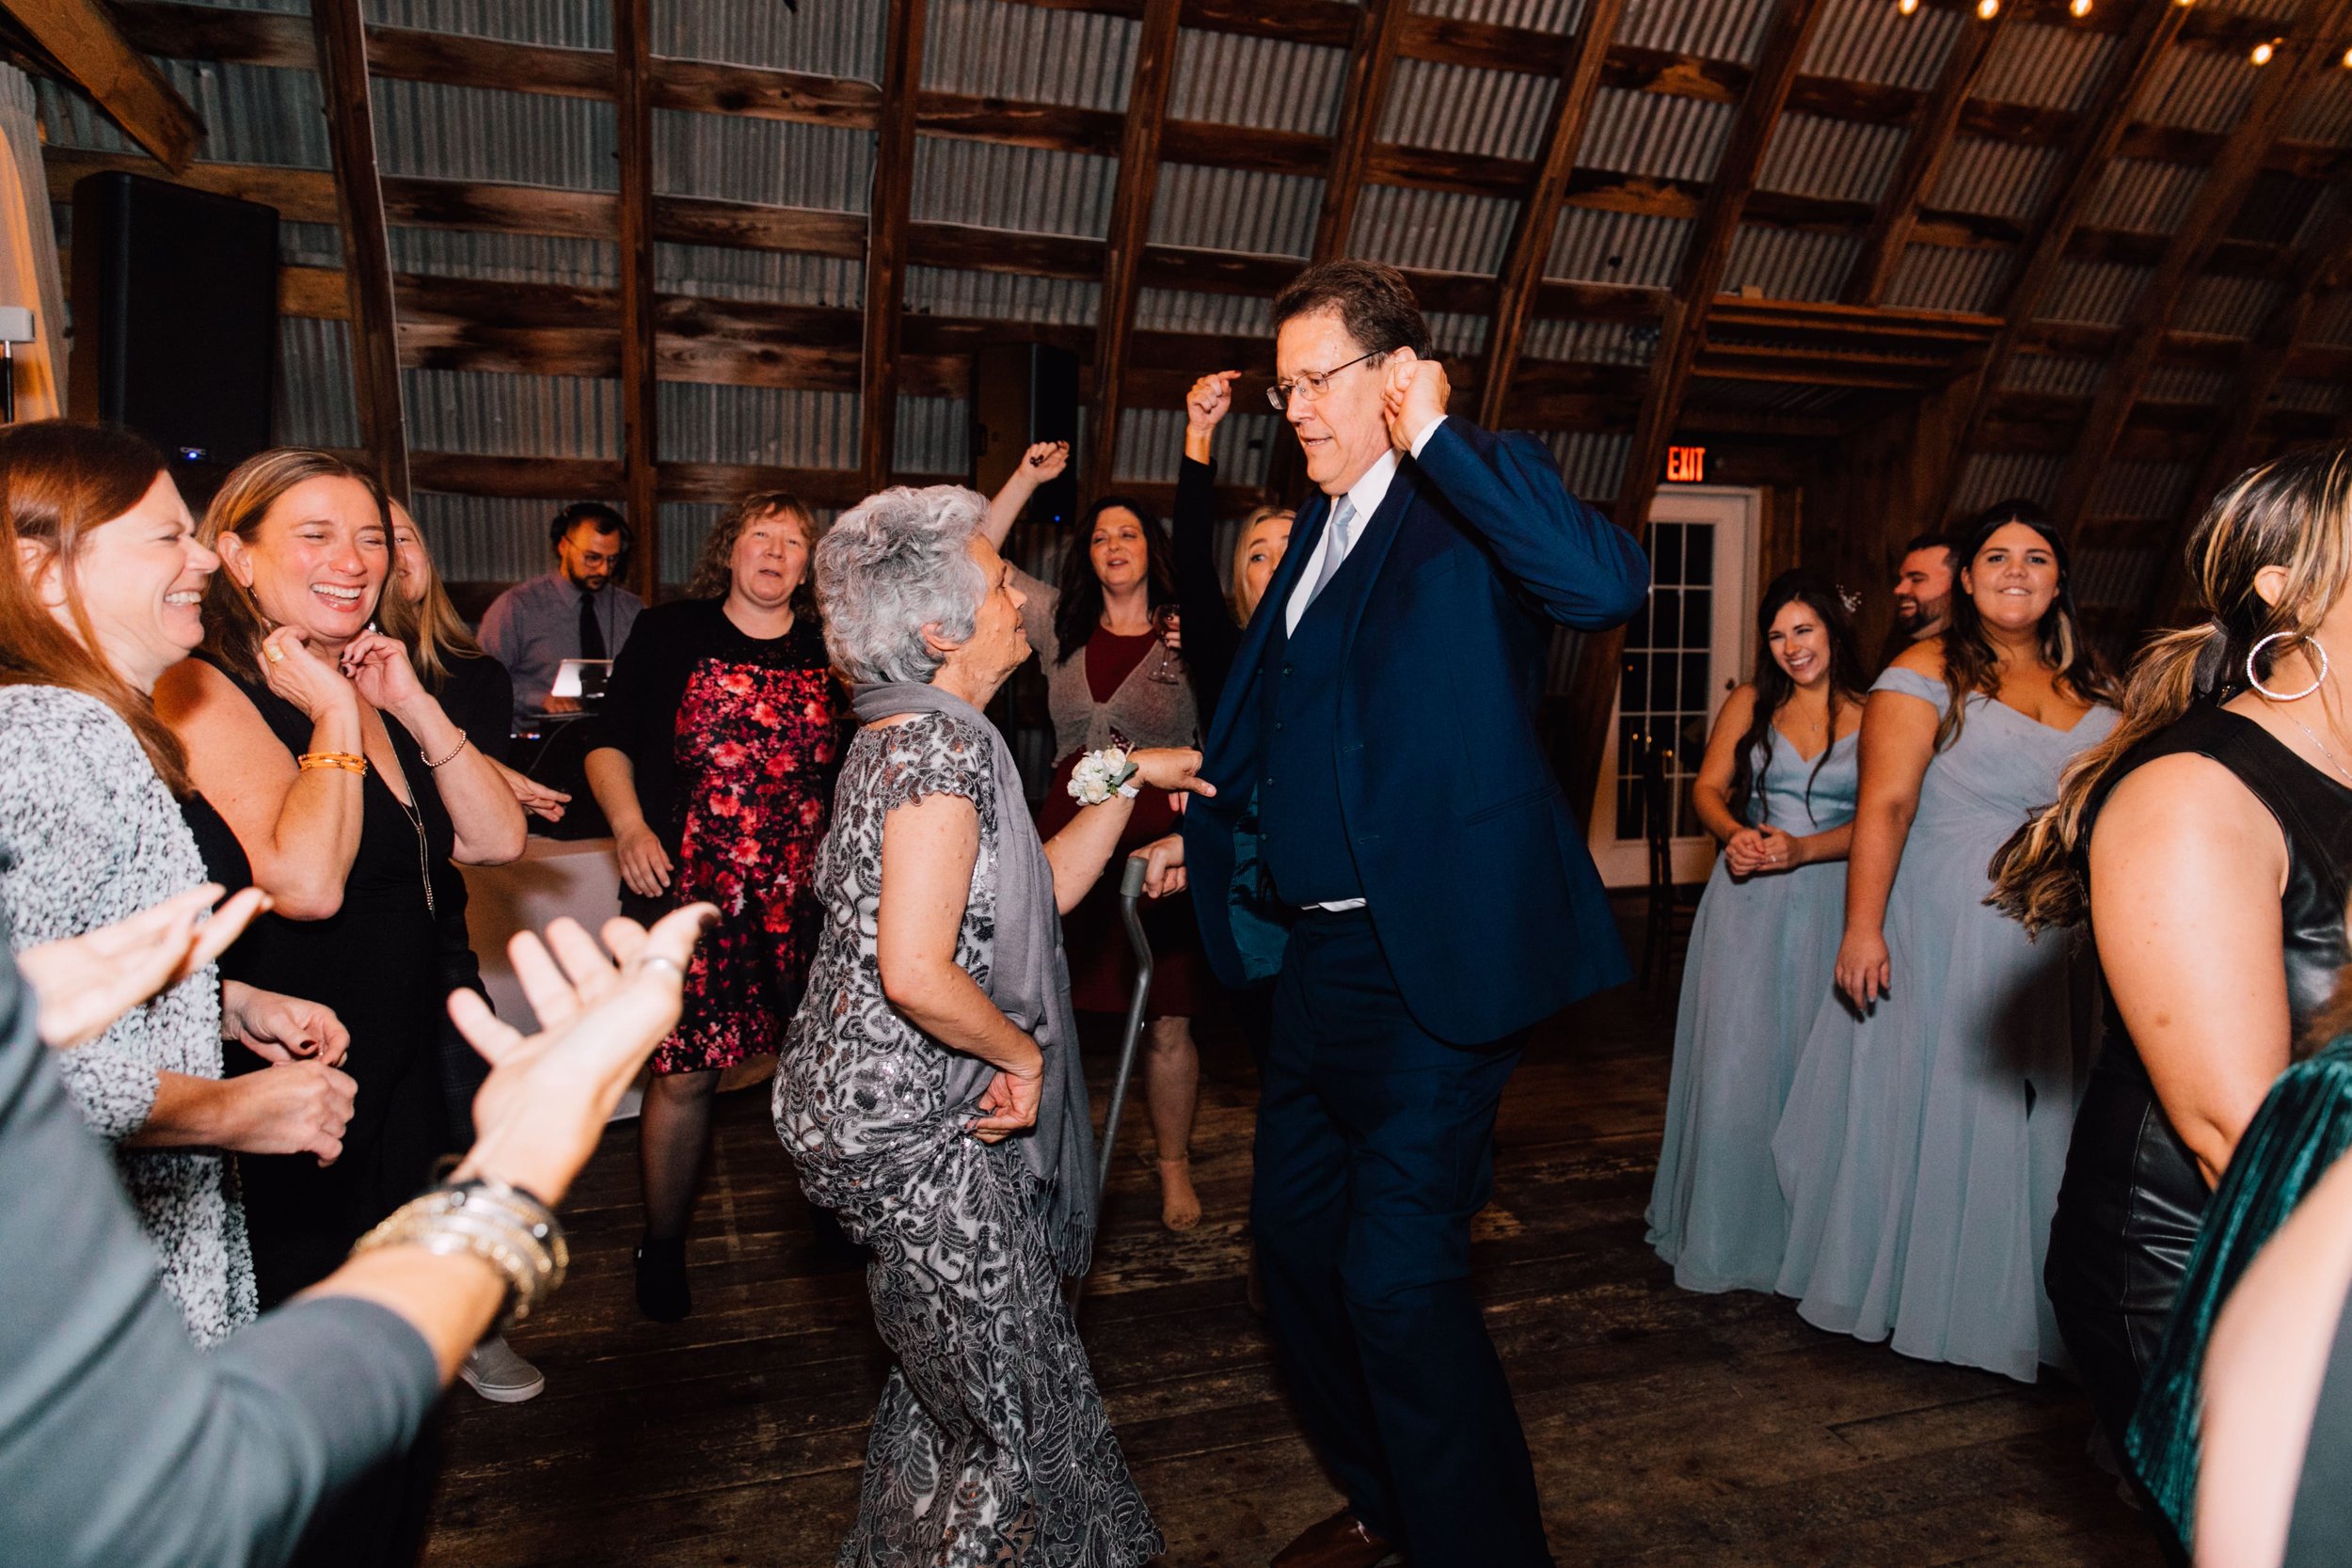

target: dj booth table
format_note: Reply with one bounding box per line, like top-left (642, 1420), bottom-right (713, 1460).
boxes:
top-left (458, 836), bottom-right (774, 1115)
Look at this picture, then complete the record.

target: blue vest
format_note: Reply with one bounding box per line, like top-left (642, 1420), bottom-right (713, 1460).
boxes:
top-left (1256, 543), bottom-right (1373, 907)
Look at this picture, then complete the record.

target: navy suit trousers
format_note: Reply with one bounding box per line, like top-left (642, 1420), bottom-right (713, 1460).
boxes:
top-left (1253, 909), bottom-right (1551, 1567)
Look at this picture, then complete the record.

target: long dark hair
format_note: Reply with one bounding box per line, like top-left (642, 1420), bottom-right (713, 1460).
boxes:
top-left (1726, 569), bottom-right (1867, 827)
top-left (1936, 499), bottom-right (2116, 751)
top-left (1054, 495), bottom-right (1177, 664)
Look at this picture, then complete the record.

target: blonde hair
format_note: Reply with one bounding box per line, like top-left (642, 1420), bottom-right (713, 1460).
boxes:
top-left (1227, 504), bottom-right (1295, 626)
top-left (376, 501), bottom-right (486, 687)
top-left (1992, 444), bottom-right (2352, 933)
top-left (199, 449), bottom-right (389, 676)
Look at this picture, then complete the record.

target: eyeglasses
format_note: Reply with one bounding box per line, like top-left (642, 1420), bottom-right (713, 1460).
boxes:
top-left (1266, 351), bottom-right (1380, 411)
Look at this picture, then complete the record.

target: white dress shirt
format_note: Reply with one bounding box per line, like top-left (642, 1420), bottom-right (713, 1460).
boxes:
top-left (1277, 416), bottom-right (1447, 909)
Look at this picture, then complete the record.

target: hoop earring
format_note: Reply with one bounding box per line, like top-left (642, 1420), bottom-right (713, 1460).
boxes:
top-left (2248, 630), bottom-right (2328, 702)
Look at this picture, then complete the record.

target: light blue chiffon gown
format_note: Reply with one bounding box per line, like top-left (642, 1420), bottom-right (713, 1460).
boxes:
top-left (1772, 665), bottom-right (2118, 1383)
top-left (1647, 723), bottom-right (1859, 1294)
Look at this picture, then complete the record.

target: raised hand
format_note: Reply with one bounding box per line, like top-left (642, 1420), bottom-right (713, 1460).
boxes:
top-left (19, 885), bottom-right (268, 1049)
top-left (1020, 441), bottom-right (1070, 484)
top-left (1382, 355), bottom-right (1451, 453)
top-left (446, 904), bottom-right (716, 1206)
top-left (1186, 371), bottom-right (1240, 437)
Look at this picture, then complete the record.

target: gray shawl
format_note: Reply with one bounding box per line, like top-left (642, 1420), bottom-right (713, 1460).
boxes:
top-left (850, 680), bottom-right (1098, 1275)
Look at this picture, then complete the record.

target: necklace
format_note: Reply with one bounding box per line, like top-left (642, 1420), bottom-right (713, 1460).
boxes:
top-left (2285, 711), bottom-right (2352, 790)
top-left (373, 734), bottom-right (437, 916)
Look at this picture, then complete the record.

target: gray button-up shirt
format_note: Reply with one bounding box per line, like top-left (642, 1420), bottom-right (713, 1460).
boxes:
top-left (477, 570), bottom-right (644, 722)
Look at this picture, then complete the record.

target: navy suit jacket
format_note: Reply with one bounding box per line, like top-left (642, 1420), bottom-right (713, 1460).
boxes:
top-left (1183, 417), bottom-right (1650, 1045)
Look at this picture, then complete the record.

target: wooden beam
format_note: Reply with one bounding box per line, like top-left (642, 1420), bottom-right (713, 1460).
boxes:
top-left (1843, 9), bottom-right (2004, 306)
top-left (613, 0), bottom-right (658, 600)
top-left (310, 0), bottom-right (407, 502)
top-left (2047, 0), bottom-right (2352, 537)
top-left (7, 0), bottom-right (202, 169)
top-left (1086, 0), bottom-right (1183, 499)
top-left (1475, 0), bottom-right (1626, 430)
top-left (1566, 0), bottom-right (1831, 829)
top-left (1932, 0), bottom-right (2192, 524)
top-left (860, 0), bottom-right (926, 493)
top-left (1311, 0), bottom-right (1407, 261)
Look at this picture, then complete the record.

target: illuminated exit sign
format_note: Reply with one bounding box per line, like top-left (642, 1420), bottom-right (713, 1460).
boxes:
top-left (1665, 446), bottom-right (1707, 483)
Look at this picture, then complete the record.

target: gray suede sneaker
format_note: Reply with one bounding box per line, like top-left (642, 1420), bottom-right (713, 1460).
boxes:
top-left (460, 1335), bottom-right (545, 1403)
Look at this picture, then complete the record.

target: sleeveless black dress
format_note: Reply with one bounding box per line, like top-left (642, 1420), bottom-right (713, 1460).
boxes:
top-left (2048, 704), bottom-right (2352, 1455)
top-left (190, 653), bottom-right (453, 1309)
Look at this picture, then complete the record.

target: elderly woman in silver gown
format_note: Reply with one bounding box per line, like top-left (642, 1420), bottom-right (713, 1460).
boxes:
top-left (776, 484), bottom-right (1202, 1567)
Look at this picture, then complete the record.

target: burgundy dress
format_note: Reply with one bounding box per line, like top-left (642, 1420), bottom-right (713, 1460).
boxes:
top-left (594, 599), bottom-right (846, 1075)
top-left (1037, 626), bottom-right (1203, 1017)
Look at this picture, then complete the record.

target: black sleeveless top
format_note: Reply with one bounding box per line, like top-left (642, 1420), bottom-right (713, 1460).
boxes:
top-left (2048, 704), bottom-right (2352, 1447)
top-left (188, 651), bottom-right (454, 1307)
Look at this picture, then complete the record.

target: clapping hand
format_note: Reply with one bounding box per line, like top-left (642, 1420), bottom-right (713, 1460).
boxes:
top-left (1383, 354), bottom-right (1450, 452)
top-left (1186, 371), bottom-right (1240, 438)
top-left (19, 885), bottom-right (268, 1049)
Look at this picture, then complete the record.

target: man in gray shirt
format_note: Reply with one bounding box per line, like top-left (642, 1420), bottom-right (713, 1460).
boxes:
top-left (478, 502), bottom-right (645, 724)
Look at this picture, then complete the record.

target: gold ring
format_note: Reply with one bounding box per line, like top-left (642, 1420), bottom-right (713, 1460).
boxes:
top-left (264, 642), bottom-right (285, 664)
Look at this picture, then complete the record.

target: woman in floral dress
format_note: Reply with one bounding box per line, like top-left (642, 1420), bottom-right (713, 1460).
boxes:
top-left (586, 492), bottom-right (846, 1321)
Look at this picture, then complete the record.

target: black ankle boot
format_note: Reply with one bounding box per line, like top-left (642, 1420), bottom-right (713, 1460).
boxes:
top-left (634, 1238), bottom-right (691, 1323)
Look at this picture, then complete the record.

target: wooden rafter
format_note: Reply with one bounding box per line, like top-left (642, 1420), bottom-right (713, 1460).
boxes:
top-left (1311, 0), bottom-right (1407, 261)
top-left (4, 0), bottom-right (200, 169)
top-left (859, 0), bottom-right (927, 495)
top-left (1475, 0), bottom-right (1627, 430)
top-left (1085, 0), bottom-right (1184, 499)
top-left (310, 0), bottom-right (407, 502)
top-left (2047, 0), bottom-right (2352, 536)
top-left (613, 0), bottom-right (658, 599)
top-left (2137, 183), bottom-right (2352, 624)
top-left (1934, 0), bottom-right (2192, 523)
top-left (1560, 0), bottom-right (1833, 827)
top-left (1842, 9), bottom-right (2006, 307)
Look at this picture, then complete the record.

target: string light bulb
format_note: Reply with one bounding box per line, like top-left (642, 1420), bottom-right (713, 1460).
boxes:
top-left (1896, 0), bottom-right (1918, 13)
top-left (2342, 42), bottom-right (2352, 66)
top-left (2251, 37), bottom-right (2277, 63)
top-left (2070, 0), bottom-right (2092, 15)
top-left (1977, 0), bottom-right (1999, 18)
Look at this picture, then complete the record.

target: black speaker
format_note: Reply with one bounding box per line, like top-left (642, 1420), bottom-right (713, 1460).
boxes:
top-left (969, 341), bottom-right (1078, 530)
top-left (68, 172), bottom-right (278, 494)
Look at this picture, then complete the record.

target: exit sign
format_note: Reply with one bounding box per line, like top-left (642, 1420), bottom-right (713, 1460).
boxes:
top-left (1665, 446), bottom-right (1707, 483)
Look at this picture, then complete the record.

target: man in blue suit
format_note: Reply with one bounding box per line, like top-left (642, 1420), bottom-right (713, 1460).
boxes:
top-left (1182, 261), bottom-right (1648, 1568)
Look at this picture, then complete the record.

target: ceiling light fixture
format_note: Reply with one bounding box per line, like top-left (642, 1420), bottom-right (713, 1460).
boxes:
top-left (2070, 0), bottom-right (2091, 14)
top-left (1896, 0), bottom-right (1918, 13)
top-left (1977, 0), bottom-right (1999, 18)
top-left (2251, 37), bottom-right (2277, 63)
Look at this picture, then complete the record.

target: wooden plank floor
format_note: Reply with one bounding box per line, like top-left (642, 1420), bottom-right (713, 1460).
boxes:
top-left (423, 929), bottom-right (2160, 1567)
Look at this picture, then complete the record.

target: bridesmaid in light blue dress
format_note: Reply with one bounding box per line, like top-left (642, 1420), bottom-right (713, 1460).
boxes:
top-left (1649, 572), bottom-right (1866, 1294)
top-left (1773, 502), bottom-right (2120, 1383)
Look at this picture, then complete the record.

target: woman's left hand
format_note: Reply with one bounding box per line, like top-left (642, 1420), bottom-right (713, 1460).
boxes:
top-left (970, 1060), bottom-right (1041, 1142)
top-left (1750, 827), bottom-right (1802, 876)
top-left (339, 629), bottom-right (427, 714)
top-left (1129, 748), bottom-right (1215, 800)
top-left (496, 759), bottom-right (570, 822)
top-left (222, 980), bottom-right (350, 1067)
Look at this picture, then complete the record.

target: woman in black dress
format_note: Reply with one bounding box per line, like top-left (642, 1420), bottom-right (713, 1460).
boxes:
top-left (1994, 444), bottom-right (2352, 1465)
top-left (584, 491), bottom-right (846, 1322)
top-left (156, 448), bottom-right (527, 1564)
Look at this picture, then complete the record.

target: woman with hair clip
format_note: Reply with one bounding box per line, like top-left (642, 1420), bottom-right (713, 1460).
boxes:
top-left (154, 448), bottom-right (526, 1567)
top-left (583, 491), bottom-right (845, 1323)
top-left (1991, 445), bottom-right (2352, 1468)
top-left (1774, 500), bottom-right (2120, 1383)
top-left (1648, 570), bottom-right (1865, 1295)
top-left (984, 457), bottom-right (1210, 1230)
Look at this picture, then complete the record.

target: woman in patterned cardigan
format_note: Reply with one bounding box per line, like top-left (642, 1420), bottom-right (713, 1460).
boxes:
top-left (0, 421), bottom-right (354, 1346)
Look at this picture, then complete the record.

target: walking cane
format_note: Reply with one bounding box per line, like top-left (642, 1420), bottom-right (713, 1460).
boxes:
top-left (1094, 850), bottom-right (1155, 1208)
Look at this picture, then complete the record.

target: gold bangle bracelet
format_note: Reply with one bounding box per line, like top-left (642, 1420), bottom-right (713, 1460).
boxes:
top-left (298, 752), bottom-right (368, 775)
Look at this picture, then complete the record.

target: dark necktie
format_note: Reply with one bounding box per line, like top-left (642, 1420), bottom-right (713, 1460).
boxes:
top-left (578, 591), bottom-right (607, 659)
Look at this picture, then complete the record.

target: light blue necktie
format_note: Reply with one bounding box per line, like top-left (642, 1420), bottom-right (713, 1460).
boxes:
top-left (1302, 496), bottom-right (1356, 612)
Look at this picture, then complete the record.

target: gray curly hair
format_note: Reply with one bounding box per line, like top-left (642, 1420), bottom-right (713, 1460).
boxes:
top-left (814, 484), bottom-right (991, 684)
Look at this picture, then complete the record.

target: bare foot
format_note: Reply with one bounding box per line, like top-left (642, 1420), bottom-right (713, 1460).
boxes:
top-left (1157, 1154), bottom-right (1201, 1231)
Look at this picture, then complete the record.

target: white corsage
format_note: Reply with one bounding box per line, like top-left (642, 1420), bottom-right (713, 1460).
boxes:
top-left (1068, 746), bottom-right (1140, 805)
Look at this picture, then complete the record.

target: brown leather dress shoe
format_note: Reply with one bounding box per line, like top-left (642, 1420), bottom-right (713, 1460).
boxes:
top-left (1270, 1509), bottom-right (1399, 1568)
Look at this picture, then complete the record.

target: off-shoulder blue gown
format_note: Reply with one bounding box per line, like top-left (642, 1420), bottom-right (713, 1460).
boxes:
top-left (1772, 665), bottom-right (2118, 1382)
top-left (1648, 722), bottom-right (1859, 1294)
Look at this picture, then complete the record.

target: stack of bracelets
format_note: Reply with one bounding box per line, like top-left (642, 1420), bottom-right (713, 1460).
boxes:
top-left (350, 1177), bottom-right (570, 1331)
top-left (298, 751), bottom-right (367, 776)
